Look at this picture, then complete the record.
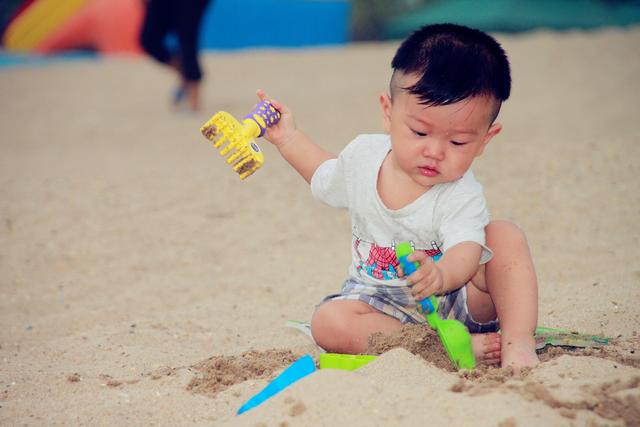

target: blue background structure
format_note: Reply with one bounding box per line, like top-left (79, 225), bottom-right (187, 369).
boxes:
top-left (199, 0), bottom-right (351, 50)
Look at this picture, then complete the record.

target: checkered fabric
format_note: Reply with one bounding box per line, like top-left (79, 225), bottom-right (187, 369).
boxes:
top-left (322, 277), bottom-right (499, 333)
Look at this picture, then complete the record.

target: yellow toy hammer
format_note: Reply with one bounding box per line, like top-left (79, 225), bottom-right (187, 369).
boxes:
top-left (200, 100), bottom-right (281, 179)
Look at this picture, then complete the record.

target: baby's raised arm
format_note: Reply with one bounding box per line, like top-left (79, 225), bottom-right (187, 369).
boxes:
top-left (257, 90), bottom-right (336, 183)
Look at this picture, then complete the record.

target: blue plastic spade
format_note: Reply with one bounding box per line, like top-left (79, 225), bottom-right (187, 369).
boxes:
top-left (237, 354), bottom-right (316, 414)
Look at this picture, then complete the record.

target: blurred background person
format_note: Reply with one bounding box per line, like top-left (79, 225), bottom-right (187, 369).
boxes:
top-left (140, 0), bottom-right (211, 112)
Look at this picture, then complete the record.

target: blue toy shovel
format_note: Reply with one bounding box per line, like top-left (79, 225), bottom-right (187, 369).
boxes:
top-left (237, 354), bottom-right (316, 414)
top-left (396, 242), bottom-right (476, 370)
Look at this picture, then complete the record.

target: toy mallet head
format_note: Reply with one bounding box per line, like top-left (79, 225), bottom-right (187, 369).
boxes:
top-left (200, 100), bottom-right (281, 179)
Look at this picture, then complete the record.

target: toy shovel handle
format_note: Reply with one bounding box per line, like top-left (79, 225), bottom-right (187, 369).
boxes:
top-left (244, 100), bottom-right (282, 137)
top-left (395, 242), bottom-right (438, 313)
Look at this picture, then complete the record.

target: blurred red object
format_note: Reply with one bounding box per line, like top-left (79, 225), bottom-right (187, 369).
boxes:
top-left (36, 0), bottom-right (144, 54)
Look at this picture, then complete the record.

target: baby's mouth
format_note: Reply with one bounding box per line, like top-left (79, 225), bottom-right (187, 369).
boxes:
top-left (419, 165), bottom-right (439, 177)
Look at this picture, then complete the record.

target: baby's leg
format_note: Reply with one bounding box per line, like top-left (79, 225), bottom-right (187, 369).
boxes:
top-left (470, 220), bottom-right (540, 371)
top-left (310, 300), bottom-right (402, 354)
top-left (311, 299), bottom-right (502, 364)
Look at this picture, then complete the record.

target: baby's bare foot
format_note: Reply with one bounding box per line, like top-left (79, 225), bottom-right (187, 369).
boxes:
top-left (471, 332), bottom-right (501, 365)
top-left (501, 334), bottom-right (539, 373)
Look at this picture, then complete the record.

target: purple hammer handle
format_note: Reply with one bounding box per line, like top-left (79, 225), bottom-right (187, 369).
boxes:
top-left (244, 100), bottom-right (282, 137)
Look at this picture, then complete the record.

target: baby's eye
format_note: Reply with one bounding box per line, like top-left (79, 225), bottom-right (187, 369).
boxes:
top-left (412, 129), bottom-right (427, 137)
top-left (450, 140), bottom-right (468, 146)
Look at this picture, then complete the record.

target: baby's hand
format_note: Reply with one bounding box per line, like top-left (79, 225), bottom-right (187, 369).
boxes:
top-left (256, 89), bottom-right (297, 149)
top-left (404, 250), bottom-right (445, 301)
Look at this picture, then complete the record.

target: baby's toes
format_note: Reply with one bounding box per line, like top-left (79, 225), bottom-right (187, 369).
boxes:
top-left (471, 332), bottom-right (502, 365)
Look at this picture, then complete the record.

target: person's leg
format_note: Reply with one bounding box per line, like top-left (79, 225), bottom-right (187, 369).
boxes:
top-left (468, 220), bottom-right (540, 371)
top-left (311, 300), bottom-right (402, 354)
top-left (139, 0), bottom-right (173, 64)
top-left (174, 0), bottom-right (210, 110)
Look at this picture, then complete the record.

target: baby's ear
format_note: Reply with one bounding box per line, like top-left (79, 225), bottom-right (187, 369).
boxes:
top-left (379, 93), bottom-right (392, 133)
top-left (477, 122), bottom-right (502, 156)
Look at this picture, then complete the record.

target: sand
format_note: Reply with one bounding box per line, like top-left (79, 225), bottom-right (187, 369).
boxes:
top-left (1, 27), bottom-right (639, 426)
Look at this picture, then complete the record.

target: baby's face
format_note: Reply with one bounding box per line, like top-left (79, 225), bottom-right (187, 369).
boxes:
top-left (380, 74), bottom-right (502, 190)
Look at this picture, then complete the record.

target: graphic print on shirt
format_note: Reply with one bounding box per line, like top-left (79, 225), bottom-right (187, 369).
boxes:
top-left (354, 238), bottom-right (443, 280)
top-left (424, 241), bottom-right (443, 262)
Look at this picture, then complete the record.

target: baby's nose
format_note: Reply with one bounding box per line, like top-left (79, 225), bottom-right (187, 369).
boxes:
top-left (423, 139), bottom-right (445, 160)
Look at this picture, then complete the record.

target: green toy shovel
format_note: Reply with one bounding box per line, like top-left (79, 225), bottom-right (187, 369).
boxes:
top-left (396, 242), bottom-right (476, 370)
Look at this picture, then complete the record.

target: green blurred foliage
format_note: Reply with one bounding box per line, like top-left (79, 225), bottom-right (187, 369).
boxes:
top-left (351, 0), bottom-right (435, 40)
top-left (351, 0), bottom-right (640, 41)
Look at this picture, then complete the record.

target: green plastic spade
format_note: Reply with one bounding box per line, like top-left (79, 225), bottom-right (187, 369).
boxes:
top-left (396, 242), bottom-right (476, 370)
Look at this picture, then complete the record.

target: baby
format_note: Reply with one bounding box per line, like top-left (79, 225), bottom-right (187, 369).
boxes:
top-left (259, 23), bottom-right (539, 370)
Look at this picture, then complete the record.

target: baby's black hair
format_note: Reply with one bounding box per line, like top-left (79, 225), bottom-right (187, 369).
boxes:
top-left (391, 23), bottom-right (511, 121)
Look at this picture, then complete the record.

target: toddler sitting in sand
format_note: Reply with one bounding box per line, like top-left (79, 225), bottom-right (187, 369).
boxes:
top-left (258, 23), bottom-right (539, 371)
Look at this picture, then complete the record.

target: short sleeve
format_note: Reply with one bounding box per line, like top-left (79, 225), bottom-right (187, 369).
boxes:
top-left (310, 158), bottom-right (349, 208)
top-left (437, 181), bottom-right (493, 264)
top-left (310, 134), bottom-right (387, 210)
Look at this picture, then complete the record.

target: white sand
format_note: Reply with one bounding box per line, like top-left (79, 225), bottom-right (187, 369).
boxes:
top-left (1, 27), bottom-right (639, 426)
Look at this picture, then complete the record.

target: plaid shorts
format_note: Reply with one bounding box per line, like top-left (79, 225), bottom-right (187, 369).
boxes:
top-left (321, 277), bottom-right (499, 334)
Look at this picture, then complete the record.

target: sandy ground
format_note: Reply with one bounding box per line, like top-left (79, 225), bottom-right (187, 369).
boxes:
top-left (1, 27), bottom-right (640, 426)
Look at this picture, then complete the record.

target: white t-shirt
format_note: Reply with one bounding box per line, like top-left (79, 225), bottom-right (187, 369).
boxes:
top-left (310, 134), bottom-right (492, 287)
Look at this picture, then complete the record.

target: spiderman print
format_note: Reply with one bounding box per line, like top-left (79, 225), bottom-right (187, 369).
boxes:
top-left (354, 238), bottom-right (442, 280)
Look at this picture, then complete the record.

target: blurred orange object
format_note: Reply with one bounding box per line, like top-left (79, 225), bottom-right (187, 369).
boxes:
top-left (36, 0), bottom-right (144, 55)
